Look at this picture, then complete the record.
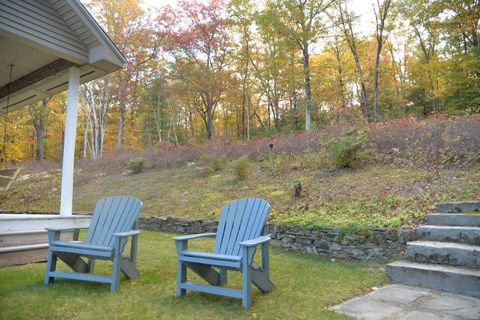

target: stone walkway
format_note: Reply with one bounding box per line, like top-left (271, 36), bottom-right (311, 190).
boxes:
top-left (331, 284), bottom-right (480, 320)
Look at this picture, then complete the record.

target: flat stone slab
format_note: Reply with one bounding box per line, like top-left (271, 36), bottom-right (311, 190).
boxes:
top-left (331, 284), bottom-right (480, 320)
top-left (367, 284), bottom-right (428, 305)
top-left (330, 297), bottom-right (402, 320)
top-left (427, 213), bottom-right (480, 227)
top-left (420, 293), bottom-right (480, 320)
top-left (397, 310), bottom-right (457, 320)
top-left (436, 201), bottom-right (480, 213)
top-left (416, 225), bottom-right (480, 245)
top-left (405, 241), bottom-right (480, 269)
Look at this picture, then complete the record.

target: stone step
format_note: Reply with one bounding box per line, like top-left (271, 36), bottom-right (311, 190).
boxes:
top-left (427, 213), bottom-right (480, 227)
top-left (386, 261), bottom-right (480, 298)
top-left (436, 201), bottom-right (480, 213)
top-left (405, 241), bottom-right (480, 269)
top-left (0, 243), bottom-right (48, 267)
top-left (417, 225), bottom-right (480, 245)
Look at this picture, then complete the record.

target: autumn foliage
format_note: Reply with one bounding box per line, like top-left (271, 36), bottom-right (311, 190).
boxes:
top-left (0, 0), bottom-right (478, 164)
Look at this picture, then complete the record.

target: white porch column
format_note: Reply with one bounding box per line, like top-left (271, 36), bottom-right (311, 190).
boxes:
top-left (60, 67), bottom-right (80, 216)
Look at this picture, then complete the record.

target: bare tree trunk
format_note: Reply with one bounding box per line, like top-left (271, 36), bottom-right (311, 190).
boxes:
top-left (116, 84), bottom-right (126, 150)
top-left (206, 103), bottom-right (215, 140)
top-left (83, 112), bottom-right (90, 159)
top-left (154, 90), bottom-right (163, 142)
top-left (331, 39), bottom-right (347, 117)
top-left (372, 0), bottom-right (392, 122)
top-left (246, 92), bottom-right (250, 140)
top-left (82, 77), bottom-right (111, 159)
top-left (302, 45), bottom-right (312, 131)
top-left (188, 106), bottom-right (195, 138)
top-left (339, 0), bottom-right (370, 120)
top-left (388, 43), bottom-right (400, 98)
top-left (27, 98), bottom-right (48, 161)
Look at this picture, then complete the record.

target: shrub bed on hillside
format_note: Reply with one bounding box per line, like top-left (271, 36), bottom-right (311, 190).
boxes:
top-left (22, 115), bottom-right (480, 174)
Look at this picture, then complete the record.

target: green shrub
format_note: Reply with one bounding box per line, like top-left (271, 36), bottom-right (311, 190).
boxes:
top-left (273, 154), bottom-right (291, 174)
top-left (231, 155), bottom-right (250, 181)
top-left (327, 129), bottom-right (366, 169)
top-left (200, 154), bottom-right (227, 173)
top-left (127, 157), bottom-right (148, 174)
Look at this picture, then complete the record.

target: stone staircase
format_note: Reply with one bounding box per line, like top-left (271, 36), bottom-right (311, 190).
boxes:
top-left (386, 201), bottom-right (480, 298)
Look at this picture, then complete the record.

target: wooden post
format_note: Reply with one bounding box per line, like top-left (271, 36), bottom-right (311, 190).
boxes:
top-left (60, 67), bottom-right (80, 216)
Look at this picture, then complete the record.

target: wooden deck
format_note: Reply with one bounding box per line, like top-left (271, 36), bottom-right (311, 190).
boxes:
top-left (0, 214), bottom-right (91, 267)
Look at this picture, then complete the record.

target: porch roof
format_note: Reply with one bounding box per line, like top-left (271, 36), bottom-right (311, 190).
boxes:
top-left (0, 0), bottom-right (126, 115)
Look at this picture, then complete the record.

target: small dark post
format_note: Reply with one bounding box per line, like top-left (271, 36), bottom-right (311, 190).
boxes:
top-left (293, 181), bottom-right (302, 198)
top-left (268, 138), bottom-right (274, 173)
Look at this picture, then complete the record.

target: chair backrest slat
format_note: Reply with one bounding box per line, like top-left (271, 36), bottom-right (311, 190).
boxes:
top-left (95, 197), bottom-right (127, 246)
top-left (218, 200), bottom-right (239, 254)
top-left (214, 198), bottom-right (270, 259)
top-left (233, 198), bottom-right (263, 256)
top-left (213, 202), bottom-right (232, 253)
top-left (86, 198), bottom-right (112, 244)
top-left (86, 196), bottom-right (143, 247)
top-left (225, 198), bottom-right (248, 254)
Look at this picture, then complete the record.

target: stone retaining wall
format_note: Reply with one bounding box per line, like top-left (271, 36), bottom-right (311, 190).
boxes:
top-left (138, 216), bottom-right (416, 261)
top-left (0, 210), bottom-right (415, 261)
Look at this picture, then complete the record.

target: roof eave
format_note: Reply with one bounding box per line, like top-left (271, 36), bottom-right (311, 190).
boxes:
top-left (68, 0), bottom-right (127, 68)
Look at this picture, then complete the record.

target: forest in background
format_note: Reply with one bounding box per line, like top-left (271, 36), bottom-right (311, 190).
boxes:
top-left (0, 0), bottom-right (478, 162)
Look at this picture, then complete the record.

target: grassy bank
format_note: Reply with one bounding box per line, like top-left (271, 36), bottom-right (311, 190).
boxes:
top-left (1, 154), bottom-right (478, 228)
top-left (1, 116), bottom-right (479, 228)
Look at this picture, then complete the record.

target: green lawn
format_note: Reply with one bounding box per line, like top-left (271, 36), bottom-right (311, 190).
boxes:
top-left (0, 231), bottom-right (386, 319)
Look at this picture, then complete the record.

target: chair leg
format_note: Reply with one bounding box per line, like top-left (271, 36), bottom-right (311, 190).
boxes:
top-left (242, 265), bottom-right (252, 309)
top-left (111, 255), bottom-right (121, 292)
top-left (87, 258), bottom-right (96, 273)
top-left (111, 239), bottom-right (121, 292)
top-left (219, 269), bottom-right (228, 285)
top-left (44, 249), bottom-right (57, 285)
top-left (177, 261), bottom-right (187, 297)
top-left (242, 246), bottom-right (253, 309)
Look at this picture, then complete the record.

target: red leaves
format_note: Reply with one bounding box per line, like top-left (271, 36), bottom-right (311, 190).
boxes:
top-left (157, 0), bottom-right (229, 57)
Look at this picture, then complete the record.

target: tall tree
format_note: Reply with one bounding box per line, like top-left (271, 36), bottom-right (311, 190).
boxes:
top-left (372, 0), bottom-right (393, 121)
top-left (272, 0), bottom-right (334, 131)
top-left (88, 0), bottom-right (157, 151)
top-left (440, 0), bottom-right (480, 112)
top-left (228, 0), bottom-right (257, 140)
top-left (253, 4), bottom-right (295, 131)
top-left (312, 36), bottom-right (355, 119)
top-left (397, 0), bottom-right (442, 115)
top-left (337, 0), bottom-right (371, 120)
top-left (158, 0), bottom-right (232, 140)
top-left (81, 77), bottom-right (112, 159)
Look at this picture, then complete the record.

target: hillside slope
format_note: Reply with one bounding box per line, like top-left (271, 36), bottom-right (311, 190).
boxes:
top-left (2, 117), bottom-right (479, 229)
top-left (1, 157), bottom-right (478, 229)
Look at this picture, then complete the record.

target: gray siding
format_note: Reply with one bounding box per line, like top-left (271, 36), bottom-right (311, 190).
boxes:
top-left (0, 0), bottom-right (89, 62)
top-left (49, 0), bottom-right (100, 48)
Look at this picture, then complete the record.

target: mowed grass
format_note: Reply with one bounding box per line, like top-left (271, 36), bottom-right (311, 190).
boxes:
top-left (0, 231), bottom-right (386, 319)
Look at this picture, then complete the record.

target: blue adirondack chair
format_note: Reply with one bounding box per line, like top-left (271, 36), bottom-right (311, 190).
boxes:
top-left (44, 196), bottom-right (143, 291)
top-left (173, 198), bottom-right (275, 309)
